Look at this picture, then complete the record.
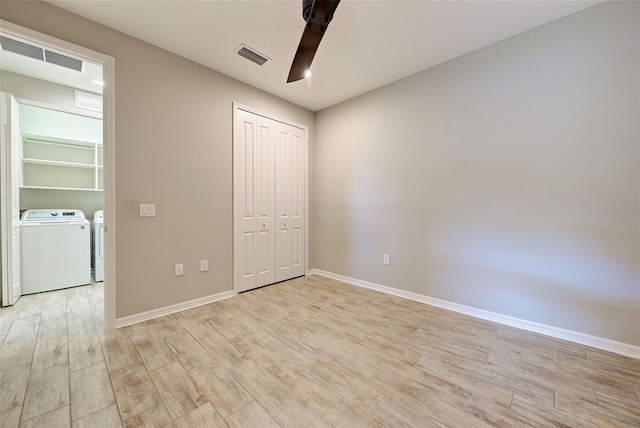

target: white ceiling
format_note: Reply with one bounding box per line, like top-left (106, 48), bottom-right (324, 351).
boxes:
top-left (46, 0), bottom-right (603, 111)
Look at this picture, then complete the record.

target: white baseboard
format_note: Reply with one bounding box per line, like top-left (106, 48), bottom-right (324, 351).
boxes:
top-left (308, 269), bottom-right (640, 360)
top-left (115, 290), bottom-right (234, 329)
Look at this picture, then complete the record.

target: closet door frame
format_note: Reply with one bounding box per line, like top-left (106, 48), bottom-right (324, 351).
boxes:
top-left (232, 103), bottom-right (308, 295)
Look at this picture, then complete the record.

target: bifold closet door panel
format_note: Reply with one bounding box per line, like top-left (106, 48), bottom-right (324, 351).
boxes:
top-left (255, 116), bottom-right (276, 287)
top-left (275, 123), bottom-right (306, 282)
top-left (234, 109), bottom-right (258, 292)
top-left (234, 111), bottom-right (277, 292)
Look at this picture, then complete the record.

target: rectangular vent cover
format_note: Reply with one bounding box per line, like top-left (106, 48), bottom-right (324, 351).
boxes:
top-left (0, 36), bottom-right (44, 61)
top-left (237, 45), bottom-right (269, 66)
top-left (45, 50), bottom-right (83, 71)
top-left (0, 35), bottom-right (83, 72)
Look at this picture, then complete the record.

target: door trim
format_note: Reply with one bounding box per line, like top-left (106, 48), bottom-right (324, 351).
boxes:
top-left (232, 102), bottom-right (309, 295)
top-left (0, 19), bottom-right (117, 330)
top-left (0, 92), bottom-right (19, 306)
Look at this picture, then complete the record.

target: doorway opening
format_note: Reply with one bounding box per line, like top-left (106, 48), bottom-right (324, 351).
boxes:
top-left (0, 20), bottom-right (116, 329)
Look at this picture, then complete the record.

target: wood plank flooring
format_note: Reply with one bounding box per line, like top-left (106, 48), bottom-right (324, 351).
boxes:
top-left (0, 275), bottom-right (639, 427)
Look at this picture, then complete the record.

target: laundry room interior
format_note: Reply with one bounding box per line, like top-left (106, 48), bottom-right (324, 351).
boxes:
top-left (0, 36), bottom-right (105, 306)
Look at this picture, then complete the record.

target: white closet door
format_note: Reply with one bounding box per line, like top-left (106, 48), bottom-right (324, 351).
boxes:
top-left (234, 111), bottom-right (276, 292)
top-left (254, 116), bottom-right (276, 287)
top-left (0, 92), bottom-right (21, 306)
top-left (275, 123), bottom-right (306, 282)
top-left (234, 105), bottom-right (306, 293)
top-left (234, 110), bottom-right (258, 292)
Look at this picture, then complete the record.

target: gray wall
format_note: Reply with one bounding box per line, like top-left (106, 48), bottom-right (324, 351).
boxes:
top-left (312, 1), bottom-right (640, 345)
top-left (0, 1), bottom-right (314, 318)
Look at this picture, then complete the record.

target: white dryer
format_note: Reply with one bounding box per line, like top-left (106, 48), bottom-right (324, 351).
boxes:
top-left (20, 209), bottom-right (91, 294)
top-left (93, 210), bottom-right (104, 282)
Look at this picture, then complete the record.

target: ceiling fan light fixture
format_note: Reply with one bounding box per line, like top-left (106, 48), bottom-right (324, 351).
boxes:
top-left (287, 0), bottom-right (341, 83)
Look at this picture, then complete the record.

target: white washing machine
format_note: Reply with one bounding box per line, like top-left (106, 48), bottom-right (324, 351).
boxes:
top-left (93, 210), bottom-right (104, 282)
top-left (21, 209), bottom-right (91, 294)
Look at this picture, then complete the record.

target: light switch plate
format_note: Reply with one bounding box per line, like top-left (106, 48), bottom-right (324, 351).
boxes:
top-left (200, 260), bottom-right (208, 272)
top-left (139, 204), bottom-right (156, 217)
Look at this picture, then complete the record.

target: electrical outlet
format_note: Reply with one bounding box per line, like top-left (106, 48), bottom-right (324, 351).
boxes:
top-left (200, 260), bottom-right (208, 272)
top-left (383, 254), bottom-right (390, 265)
top-left (174, 263), bottom-right (184, 276)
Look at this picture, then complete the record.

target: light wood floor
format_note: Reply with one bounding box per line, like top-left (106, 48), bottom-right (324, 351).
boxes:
top-left (1, 275), bottom-right (639, 427)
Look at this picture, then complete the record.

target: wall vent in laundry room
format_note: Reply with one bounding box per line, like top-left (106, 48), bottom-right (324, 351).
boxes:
top-left (0, 35), bottom-right (83, 72)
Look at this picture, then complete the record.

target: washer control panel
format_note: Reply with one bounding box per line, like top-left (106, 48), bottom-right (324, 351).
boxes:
top-left (22, 209), bottom-right (87, 223)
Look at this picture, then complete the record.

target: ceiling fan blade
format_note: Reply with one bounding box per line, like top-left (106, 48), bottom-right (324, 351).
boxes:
top-left (287, 0), bottom-right (341, 83)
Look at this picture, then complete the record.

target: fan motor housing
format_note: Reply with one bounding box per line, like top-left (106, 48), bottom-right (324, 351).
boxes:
top-left (303, 0), bottom-right (314, 21)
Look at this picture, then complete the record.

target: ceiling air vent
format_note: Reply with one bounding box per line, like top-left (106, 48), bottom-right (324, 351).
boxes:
top-left (0, 35), bottom-right (83, 72)
top-left (0, 35), bottom-right (44, 61)
top-left (45, 50), bottom-right (83, 72)
top-left (236, 44), bottom-right (269, 66)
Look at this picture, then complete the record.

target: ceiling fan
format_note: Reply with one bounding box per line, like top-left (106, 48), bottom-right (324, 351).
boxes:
top-left (287, 0), bottom-right (341, 83)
